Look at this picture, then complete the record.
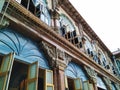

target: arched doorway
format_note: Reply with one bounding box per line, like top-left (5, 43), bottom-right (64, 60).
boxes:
top-left (0, 28), bottom-right (54, 90)
top-left (65, 62), bottom-right (88, 90)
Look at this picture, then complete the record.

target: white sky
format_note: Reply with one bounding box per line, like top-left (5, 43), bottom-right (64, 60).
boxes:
top-left (69, 0), bottom-right (120, 52)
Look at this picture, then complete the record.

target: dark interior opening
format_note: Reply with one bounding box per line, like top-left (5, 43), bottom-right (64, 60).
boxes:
top-left (98, 87), bottom-right (105, 90)
top-left (21, 0), bottom-right (28, 8)
top-left (38, 68), bottom-right (45, 90)
top-left (68, 78), bottom-right (75, 90)
top-left (8, 61), bottom-right (28, 90)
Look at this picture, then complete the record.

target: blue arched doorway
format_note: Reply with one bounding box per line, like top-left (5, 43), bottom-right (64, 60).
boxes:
top-left (0, 28), bottom-right (51, 89)
top-left (0, 28), bottom-right (50, 69)
top-left (65, 62), bottom-right (88, 90)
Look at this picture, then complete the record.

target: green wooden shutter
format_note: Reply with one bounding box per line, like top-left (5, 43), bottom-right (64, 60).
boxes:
top-left (89, 83), bottom-right (94, 90)
top-left (83, 81), bottom-right (94, 90)
top-left (83, 81), bottom-right (89, 90)
top-left (0, 0), bottom-right (5, 12)
top-left (26, 61), bottom-right (39, 90)
top-left (0, 53), bottom-right (15, 90)
top-left (45, 69), bottom-right (54, 90)
top-left (74, 78), bottom-right (82, 90)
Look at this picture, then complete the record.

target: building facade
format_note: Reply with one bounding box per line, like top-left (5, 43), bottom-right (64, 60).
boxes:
top-left (0, 0), bottom-right (120, 90)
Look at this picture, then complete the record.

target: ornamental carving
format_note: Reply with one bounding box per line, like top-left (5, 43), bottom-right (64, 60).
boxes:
top-left (103, 77), bottom-right (112, 90)
top-left (56, 49), bottom-right (72, 69)
top-left (39, 41), bottom-right (57, 67)
top-left (57, 48), bottom-right (65, 60)
top-left (39, 41), bottom-right (72, 69)
top-left (64, 53), bottom-right (72, 66)
top-left (84, 66), bottom-right (97, 84)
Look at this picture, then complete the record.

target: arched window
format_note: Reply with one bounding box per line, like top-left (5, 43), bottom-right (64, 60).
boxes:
top-left (83, 37), bottom-right (93, 57)
top-left (98, 50), bottom-right (108, 67)
top-left (33, 0), bottom-right (51, 25)
top-left (59, 14), bottom-right (75, 36)
top-left (16, 0), bottom-right (51, 26)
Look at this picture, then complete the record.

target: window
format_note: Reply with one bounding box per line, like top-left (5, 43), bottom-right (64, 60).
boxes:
top-left (15, 0), bottom-right (51, 26)
top-left (59, 14), bottom-right (75, 35)
top-left (26, 61), bottom-right (39, 90)
top-left (45, 70), bottom-right (54, 90)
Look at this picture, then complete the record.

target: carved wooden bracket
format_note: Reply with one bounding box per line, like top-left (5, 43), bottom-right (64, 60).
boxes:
top-left (39, 41), bottom-right (57, 67)
top-left (84, 66), bottom-right (97, 84)
top-left (39, 41), bottom-right (72, 69)
top-left (0, 17), bottom-right (9, 29)
top-left (56, 49), bottom-right (72, 70)
top-left (103, 77), bottom-right (112, 90)
top-left (57, 48), bottom-right (65, 60)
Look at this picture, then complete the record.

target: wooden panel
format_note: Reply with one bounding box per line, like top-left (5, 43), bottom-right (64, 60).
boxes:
top-left (0, 53), bottom-right (15, 90)
top-left (89, 83), bottom-right (94, 90)
top-left (45, 70), bottom-right (54, 90)
top-left (74, 78), bottom-right (82, 90)
top-left (27, 61), bottom-right (39, 90)
top-left (83, 81), bottom-right (89, 90)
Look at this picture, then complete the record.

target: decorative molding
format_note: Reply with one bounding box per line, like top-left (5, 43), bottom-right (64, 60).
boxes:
top-left (39, 41), bottom-right (57, 67)
top-left (103, 77), bottom-right (112, 90)
top-left (64, 53), bottom-right (72, 66)
top-left (57, 48), bottom-right (65, 60)
top-left (40, 41), bottom-right (72, 69)
top-left (84, 66), bottom-right (97, 84)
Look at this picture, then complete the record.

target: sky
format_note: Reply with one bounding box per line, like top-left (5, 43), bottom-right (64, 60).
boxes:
top-left (69, 0), bottom-right (120, 52)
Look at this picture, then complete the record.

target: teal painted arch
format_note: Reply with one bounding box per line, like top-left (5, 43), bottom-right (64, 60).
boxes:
top-left (0, 28), bottom-right (50, 69)
top-left (65, 62), bottom-right (88, 81)
top-left (60, 14), bottom-right (76, 32)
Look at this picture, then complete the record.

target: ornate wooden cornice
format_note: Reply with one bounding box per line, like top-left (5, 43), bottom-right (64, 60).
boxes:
top-left (2, 0), bottom-right (120, 84)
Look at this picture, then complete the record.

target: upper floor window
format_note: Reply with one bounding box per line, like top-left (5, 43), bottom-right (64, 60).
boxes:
top-left (59, 14), bottom-right (75, 36)
top-left (16, 0), bottom-right (51, 26)
top-left (83, 37), bottom-right (93, 57)
top-left (97, 50), bottom-right (108, 67)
